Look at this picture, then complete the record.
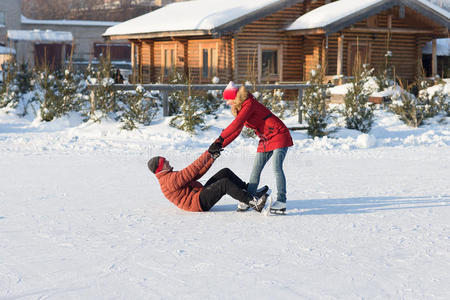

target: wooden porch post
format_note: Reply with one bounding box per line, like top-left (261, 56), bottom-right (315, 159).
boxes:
top-left (337, 34), bottom-right (344, 84)
top-left (61, 42), bottom-right (66, 67)
top-left (432, 39), bottom-right (437, 77)
top-left (321, 35), bottom-right (328, 74)
top-left (131, 42), bottom-right (136, 83)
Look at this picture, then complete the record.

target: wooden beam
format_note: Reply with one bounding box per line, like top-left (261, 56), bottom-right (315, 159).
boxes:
top-left (131, 42), bottom-right (135, 83)
top-left (321, 37), bottom-right (327, 74)
top-left (432, 39), bottom-right (437, 77)
top-left (285, 28), bottom-right (325, 36)
top-left (337, 35), bottom-right (344, 84)
top-left (348, 27), bottom-right (435, 34)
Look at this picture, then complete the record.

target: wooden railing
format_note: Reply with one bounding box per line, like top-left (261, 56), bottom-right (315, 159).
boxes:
top-left (88, 83), bottom-right (330, 124)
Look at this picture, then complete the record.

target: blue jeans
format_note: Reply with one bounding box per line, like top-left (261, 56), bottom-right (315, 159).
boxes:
top-left (247, 147), bottom-right (288, 203)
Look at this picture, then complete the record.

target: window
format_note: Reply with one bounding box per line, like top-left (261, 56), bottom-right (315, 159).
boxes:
top-left (347, 42), bottom-right (371, 76)
top-left (0, 11), bottom-right (5, 26)
top-left (258, 45), bottom-right (282, 82)
top-left (199, 42), bottom-right (218, 82)
top-left (164, 49), bottom-right (175, 77)
top-left (160, 43), bottom-right (177, 81)
top-left (94, 43), bottom-right (131, 61)
top-left (262, 50), bottom-right (278, 77)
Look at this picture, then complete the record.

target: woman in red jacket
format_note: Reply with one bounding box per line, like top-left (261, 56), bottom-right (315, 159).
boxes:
top-left (209, 82), bottom-right (293, 213)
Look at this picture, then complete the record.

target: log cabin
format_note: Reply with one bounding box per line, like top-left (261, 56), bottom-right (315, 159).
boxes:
top-left (103, 0), bottom-right (449, 86)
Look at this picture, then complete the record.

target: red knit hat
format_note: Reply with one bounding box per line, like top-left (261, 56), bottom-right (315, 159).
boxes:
top-left (222, 81), bottom-right (239, 100)
top-left (148, 156), bottom-right (166, 174)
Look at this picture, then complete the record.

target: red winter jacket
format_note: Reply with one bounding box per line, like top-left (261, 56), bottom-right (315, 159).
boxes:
top-left (155, 151), bottom-right (214, 212)
top-left (220, 92), bottom-right (293, 152)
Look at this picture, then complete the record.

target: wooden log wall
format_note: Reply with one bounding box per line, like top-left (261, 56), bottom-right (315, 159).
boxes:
top-left (234, 1), bottom-right (305, 84)
top-left (321, 7), bottom-right (443, 84)
top-left (186, 38), bottom-right (231, 83)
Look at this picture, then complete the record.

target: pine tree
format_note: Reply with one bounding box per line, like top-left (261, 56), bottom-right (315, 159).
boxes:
top-left (302, 65), bottom-right (331, 137)
top-left (33, 68), bottom-right (62, 122)
top-left (342, 64), bottom-right (375, 133)
top-left (120, 85), bottom-right (159, 130)
top-left (390, 77), bottom-right (441, 127)
top-left (169, 73), bottom-right (208, 134)
top-left (0, 61), bottom-right (21, 109)
top-left (88, 54), bottom-right (119, 120)
top-left (261, 89), bottom-right (287, 119)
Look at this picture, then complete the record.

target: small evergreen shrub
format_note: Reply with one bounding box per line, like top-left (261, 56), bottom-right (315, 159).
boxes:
top-left (261, 89), bottom-right (287, 119)
top-left (169, 93), bottom-right (208, 134)
top-left (0, 61), bottom-right (21, 109)
top-left (119, 85), bottom-right (159, 130)
top-left (32, 68), bottom-right (63, 121)
top-left (88, 55), bottom-right (120, 120)
top-left (342, 65), bottom-right (375, 133)
top-left (17, 62), bottom-right (33, 94)
top-left (198, 92), bottom-right (222, 118)
top-left (390, 79), bottom-right (441, 127)
top-left (302, 65), bottom-right (331, 137)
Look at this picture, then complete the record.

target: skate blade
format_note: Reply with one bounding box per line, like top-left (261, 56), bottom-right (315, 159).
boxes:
top-left (236, 207), bottom-right (250, 212)
top-left (269, 208), bottom-right (286, 215)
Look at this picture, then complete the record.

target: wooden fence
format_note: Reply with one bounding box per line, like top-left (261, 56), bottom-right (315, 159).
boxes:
top-left (88, 83), bottom-right (330, 125)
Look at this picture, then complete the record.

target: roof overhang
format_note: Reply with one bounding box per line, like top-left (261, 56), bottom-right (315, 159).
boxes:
top-left (107, 30), bottom-right (212, 40)
top-left (211, 0), bottom-right (301, 37)
top-left (104, 0), bottom-right (302, 40)
top-left (7, 29), bottom-right (73, 42)
top-left (286, 0), bottom-right (449, 36)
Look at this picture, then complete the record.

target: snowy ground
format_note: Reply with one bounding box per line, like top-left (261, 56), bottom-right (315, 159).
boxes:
top-left (1, 106), bottom-right (450, 299)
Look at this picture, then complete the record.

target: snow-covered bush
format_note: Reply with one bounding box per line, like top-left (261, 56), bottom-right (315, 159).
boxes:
top-left (57, 69), bottom-right (87, 114)
top-left (0, 61), bottom-right (21, 109)
top-left (199, 92), bottom-right (223, 118)
top-left (170, 93), bottom-right (208, 134)
top-left (17, 62), bottom-right (33, 95)
top-left (390, 79), bottom-right (441, 127)
top-left (302, 65), bottom-right (332, 137)
top-left (32, 69), bottom-right (63, 121)
top-left (260, 89), bottom-right (287, 119)
top-left (168, 73), bottom-right (219, 134)
top-left (119, 85), bottom-right (159, 130)
top-left (342, 65), bottom-right (375, 133)
top-left (88, 55), bottom-right (120, 120)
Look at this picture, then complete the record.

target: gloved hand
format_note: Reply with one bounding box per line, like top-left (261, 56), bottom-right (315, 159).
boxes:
top-left (210, 151), bottom-right (222, 160)
top-left (208, 136), bottom-right (224, 157)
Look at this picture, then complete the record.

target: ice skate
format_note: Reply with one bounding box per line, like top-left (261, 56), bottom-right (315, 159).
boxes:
top-left (236, 185), bottom-right (269, 212)
top-left (248, 188), bottom-right (272, 213)
top-left (269, 200), bottom-right (286, 215)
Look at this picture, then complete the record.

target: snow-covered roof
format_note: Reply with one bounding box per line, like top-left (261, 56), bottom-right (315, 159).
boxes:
top-left (286, 0), bottom-right (450, 34)
top-left (104, 0), bottom-right (297, 37)
top-left (7, 30), bottom-right (73, 42)
top-left (0, 46), bottom-right (16, 55)
top-left (21, 15), bottom-right (119, 27)
top-left (422, 38), bottom-right (450, 56)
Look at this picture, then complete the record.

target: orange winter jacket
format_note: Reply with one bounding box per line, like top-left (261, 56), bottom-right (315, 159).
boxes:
top-left (155, 151), bottom-right (214, 212)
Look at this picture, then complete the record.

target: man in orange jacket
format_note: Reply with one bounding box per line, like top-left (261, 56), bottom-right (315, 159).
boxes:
top-left (148, 150), bottom-right (269, 212)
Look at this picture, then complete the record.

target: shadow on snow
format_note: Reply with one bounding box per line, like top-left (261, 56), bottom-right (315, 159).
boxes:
top-left (210, 195), bottom-right (450, 216)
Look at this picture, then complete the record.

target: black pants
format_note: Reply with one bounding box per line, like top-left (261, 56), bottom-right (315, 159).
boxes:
top-left (199, 168), bottom-right (250, 211)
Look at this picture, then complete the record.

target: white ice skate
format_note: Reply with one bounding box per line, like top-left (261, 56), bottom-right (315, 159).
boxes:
top-left (236, 185), bottom-right (269, 212)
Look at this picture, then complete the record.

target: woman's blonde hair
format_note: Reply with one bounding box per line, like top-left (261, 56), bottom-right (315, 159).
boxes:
top-left (231, 85), bottom-right (249, 117)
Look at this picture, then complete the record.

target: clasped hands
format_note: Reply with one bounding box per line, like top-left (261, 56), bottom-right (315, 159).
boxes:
top-left (208, 136), bottom-right (224, 159)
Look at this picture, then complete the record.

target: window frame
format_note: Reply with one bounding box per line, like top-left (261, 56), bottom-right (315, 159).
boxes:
top-left (258, 44), bottom-right (283, 83)
top-left (347, 41), bottom-right (371, 76)
top-left (199, 41), bottom-right (218, 83)
top-left (0, 11), bottom-right (6, 27)
top-left (160, 42), bottom-right (177, 82)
